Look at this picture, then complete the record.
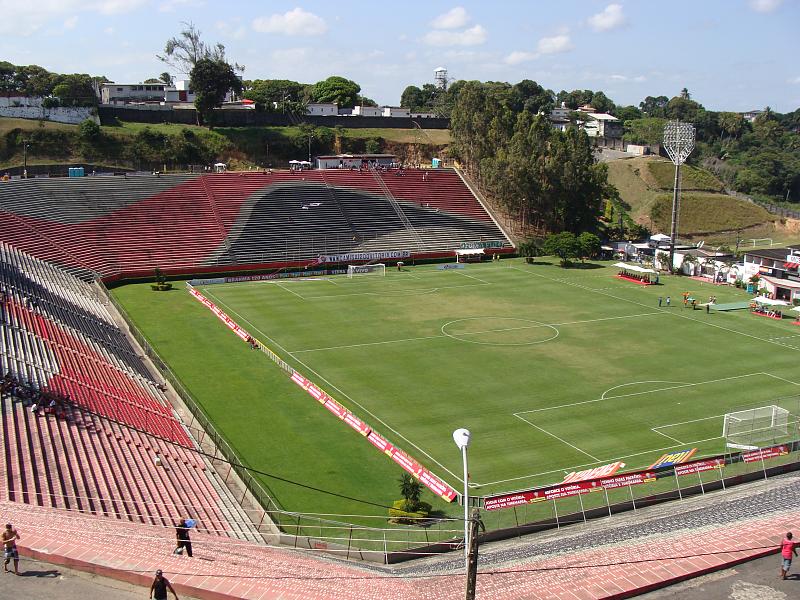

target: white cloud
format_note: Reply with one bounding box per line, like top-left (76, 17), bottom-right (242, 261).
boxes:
top-left (748, 0), bottom-right (783, 13)
top-left (789, 76), bottom-right (800, 84)
top-left (423, 24), bottom-right (487, 47)
top-left (588, 4), bottom-right (626, 32)
top-left (0, 0), bottom-right (146, 35)
top-left (63, 16), bottom-right (78, 30)
top-left (536, 33), bottom-right (573, 55)
top-left (431, 6), bottom-right (470, 30)
top-left (103, 26), bottom-right (114, 35)
top-left (504, 31), bottom-right (573, 65)
top-left (609, 73), bottom-right (647, 83)
top-left (504, 51), bottom-right (538, 65)
top-left (253, 8), bottom-right (328, 36)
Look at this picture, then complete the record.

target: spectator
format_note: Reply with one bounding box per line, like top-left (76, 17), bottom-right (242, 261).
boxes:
top-left (174, 519), bottom-right (193, 557)
top-left (2, 523), bottom-right (20, 575)
top-left (150, 570), bottom-right (178, 600)
top-left (781, 531), bottom-right (797, 580)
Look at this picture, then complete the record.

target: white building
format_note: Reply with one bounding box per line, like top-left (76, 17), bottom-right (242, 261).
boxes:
top-left (742, 246), bottom-right (800, 281)
top-left (164, 80), bottom-right (194, 103)
top-left (306, 102), bottom-right (338, 116)
top-left (101, 83), bottom-right (167, 104)
top-left (382, 106), bottom-right (410, 118)
top-left (410, 112), bottom-right (438, 119)
top-left (583, 112), bottom-right (623, 138)
top-left (742, 109), bottom-right (764, 123)
top-left (351, 105), bottom-right (382, 117)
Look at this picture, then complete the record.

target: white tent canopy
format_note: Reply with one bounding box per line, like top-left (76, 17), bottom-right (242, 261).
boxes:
top-left (753, 296), bottom-right (790, 307)
top-left (793, 306), bottom-right (800, 313)
top-left (650, 233), bottom-right (671, 242)
top-left (455, 248), bottom-right (484, 256)
top-left (613, 262), bottom-right (657, 274)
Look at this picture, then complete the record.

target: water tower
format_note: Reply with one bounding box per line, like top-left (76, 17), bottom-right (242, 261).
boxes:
top-left (434, 67), bottom-right (448, 91)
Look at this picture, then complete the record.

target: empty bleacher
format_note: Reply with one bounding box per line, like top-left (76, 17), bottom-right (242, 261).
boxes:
top-left (0, 169), bottom-right (511, 279)
top-left (0, 243), bottom-right (260, 540)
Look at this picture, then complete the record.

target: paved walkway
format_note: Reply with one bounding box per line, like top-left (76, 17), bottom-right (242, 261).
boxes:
top-left (2, 474), bottom-right (799, 599)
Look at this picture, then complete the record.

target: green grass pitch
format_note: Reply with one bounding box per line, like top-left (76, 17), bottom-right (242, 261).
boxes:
top-left (112, 259), bottom-right (800, 524)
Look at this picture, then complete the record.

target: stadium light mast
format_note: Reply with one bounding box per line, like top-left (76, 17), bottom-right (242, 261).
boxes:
top-left (452, 428), bottom-right (471, 567)
top-left (663, 120), bottom-right (696, 269)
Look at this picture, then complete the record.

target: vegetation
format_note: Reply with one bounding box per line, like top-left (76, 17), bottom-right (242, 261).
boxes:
top-left (0, 117), bottom-right (447, 170)
top-left (113, 259), bottom-right (800, 527)
top-left (649, 193), bottom-right (775, 235)
top-left (450, 80), bottom-right (613, 235)
top-left (0, 61), bottom-right (101, 107)
top-left (190, 59), bottom-right (242, 125)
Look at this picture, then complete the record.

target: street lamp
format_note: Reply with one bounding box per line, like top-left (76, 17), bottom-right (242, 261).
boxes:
top-left (22, 140), bottom-right (31, 178)
top-left (452, 428), bottom-right (471, 565)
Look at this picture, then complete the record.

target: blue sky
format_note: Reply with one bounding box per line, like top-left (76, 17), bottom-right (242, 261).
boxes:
top-left (0, 0), bottom-right (798, 112)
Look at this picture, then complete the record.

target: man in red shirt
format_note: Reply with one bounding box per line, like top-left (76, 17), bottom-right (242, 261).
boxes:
top-left (781, 531), bottom-right (798, 580)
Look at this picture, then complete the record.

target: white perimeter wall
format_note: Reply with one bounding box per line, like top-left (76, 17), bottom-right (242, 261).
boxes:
top-left (0, 97), bottom-right (98, 124)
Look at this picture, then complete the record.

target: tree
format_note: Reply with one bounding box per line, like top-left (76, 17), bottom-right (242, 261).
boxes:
top-left (398, 474), bottom-right (422, 509)
top-left (189, 58), bottom-right (242, 125)
top-left (158, 21), bottom-right (243, 75)
top-left (613, 105), bottom-right (642, 121)
top-left (542, 232), bottom-right (581, 267)
top-left (159, 72), bottom-right (173, 85)
top-left (143, 78), bottom-right (161, 84)
top-left (577, 232), bottom-right (601, 261)
top-left (245, 79), bottom-right (307, 111)
top-left (312, 76), bottom-right (361, 108)
top-left (78, 119), bottom-right (101, 142)
top-left (51, 74), bottom-right (97, 106)
top-left (639, 95), bottom-right (669, 118)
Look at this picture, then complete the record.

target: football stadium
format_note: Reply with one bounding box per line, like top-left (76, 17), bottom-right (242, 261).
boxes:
top-left (1, 3), bottom-right (800, 598)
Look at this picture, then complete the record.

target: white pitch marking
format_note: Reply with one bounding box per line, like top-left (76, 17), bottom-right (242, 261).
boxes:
top-left (601, 380), bottom-right (690, 400)
top-left (650, 428), bottom-right (685, 445)
top-left (454, 270), bottom-right (491, 285)
top-left (515, 372), bottom-right (766, 415)
top-left (291, 334), bottom-right (444, 354)
top-left (275, 282), bottom-right (305, 300)
top-left (201, 289), bottom-right (462, 482)
top-left (300, 282), bottom-right (490, 300)
top-left (507, 265), bottom-right (800, 353)
top-left (478, 435), bottom-right (726, 488)
top-left (514, 414), bottom-right (601, 462)
top-left (763, 373), bottom-right (800, 387)
top-left (653, 413), bottom-right (727, 429)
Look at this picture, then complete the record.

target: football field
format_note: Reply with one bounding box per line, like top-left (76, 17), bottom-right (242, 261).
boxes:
top-left (114, 259), bottom-right (800, 518)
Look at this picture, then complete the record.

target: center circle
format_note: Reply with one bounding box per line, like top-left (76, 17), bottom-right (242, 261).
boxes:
top-left (441, 317), bottom-right (559, 346)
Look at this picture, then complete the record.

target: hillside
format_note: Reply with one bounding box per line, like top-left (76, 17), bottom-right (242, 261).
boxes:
top-left (0, 117), bottom-right (450, 172)
top-left (606, 156), bottom-right (779, 241)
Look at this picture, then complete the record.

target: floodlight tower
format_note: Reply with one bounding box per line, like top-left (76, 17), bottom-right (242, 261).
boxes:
top-left (663, 120), bottom-right (696, 269)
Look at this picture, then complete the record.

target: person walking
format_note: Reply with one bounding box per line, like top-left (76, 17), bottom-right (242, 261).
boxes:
top-left (150, 570), bottom-right (178, 600)
top-left (658, 296), bottom-right (663, 307)
top-left (666, 296), bottom-right (671, 307)
top-left (175, 519), bottom-right (193, 557)
top-left (2, 523), bottom-right (20, 575)
top-left (781, 531), bottom-right (797, 580)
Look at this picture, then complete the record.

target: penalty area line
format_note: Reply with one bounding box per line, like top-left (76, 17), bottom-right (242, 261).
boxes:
top-left (514, 414), bottom-right (601, 462)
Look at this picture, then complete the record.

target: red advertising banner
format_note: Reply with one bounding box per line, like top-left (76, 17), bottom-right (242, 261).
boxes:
top-left (674, 457), bottom-right (725, 476)
top-left (485, 470), bottom-right (656, 511)
top-left (742, 444), bottom-right (789, 463)
top-left (649, 448), bottom-right (698, 469)
top-left (562, 461), bottom-right (626, 483)
top-left (190, 285), bottom-right (458, 503)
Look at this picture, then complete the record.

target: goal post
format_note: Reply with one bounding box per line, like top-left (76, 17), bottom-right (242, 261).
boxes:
top-left (347, 263), bottom-right (386, 278)
top-left (723, 405), bottom-right (790, 449)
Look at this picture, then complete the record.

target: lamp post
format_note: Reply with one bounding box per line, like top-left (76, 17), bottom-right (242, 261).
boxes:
top-left (22, 140), bottom-right (31, 178)
top-left (452, 428), bottom-right (471, 566)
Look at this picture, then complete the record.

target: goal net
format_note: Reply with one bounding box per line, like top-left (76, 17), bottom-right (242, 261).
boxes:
top-left (723, 405), bottom-right (790, 449)
top-left (347, 263), bottom-right (386, 278)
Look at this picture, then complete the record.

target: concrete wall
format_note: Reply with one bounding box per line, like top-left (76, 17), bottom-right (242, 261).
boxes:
top-left (0, 104), bottom-right (98, 125)
top-left (99, 105), bottom-right (450, 129)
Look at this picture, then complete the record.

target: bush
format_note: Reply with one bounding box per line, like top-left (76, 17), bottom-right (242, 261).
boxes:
top-left (388, 499), bottom-right (431, 524)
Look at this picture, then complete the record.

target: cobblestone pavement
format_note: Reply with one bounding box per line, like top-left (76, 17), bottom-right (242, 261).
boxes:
top-left (390, 473), bottom-right (800, 576)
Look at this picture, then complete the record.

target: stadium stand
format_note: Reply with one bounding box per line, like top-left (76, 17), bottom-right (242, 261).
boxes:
top-left (0, 170), bottom-right (512, 279)
top-left (0, 243), bottom-right (260, 540)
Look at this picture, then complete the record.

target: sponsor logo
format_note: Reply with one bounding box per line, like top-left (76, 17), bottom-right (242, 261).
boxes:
top-left (562, 461), bottom-right (625, 483)
top-left (649, 448), bottom-right (698, 469)
top-left (318, 251), bottom-right (411, 264)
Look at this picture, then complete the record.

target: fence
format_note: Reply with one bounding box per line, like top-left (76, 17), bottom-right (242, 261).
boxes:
top-left (97, 281), bottom-right (465, 562)
top-left (98, 279), bottom-right (800, 562)
top-left (725, 188), bottom-right (800, 220)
